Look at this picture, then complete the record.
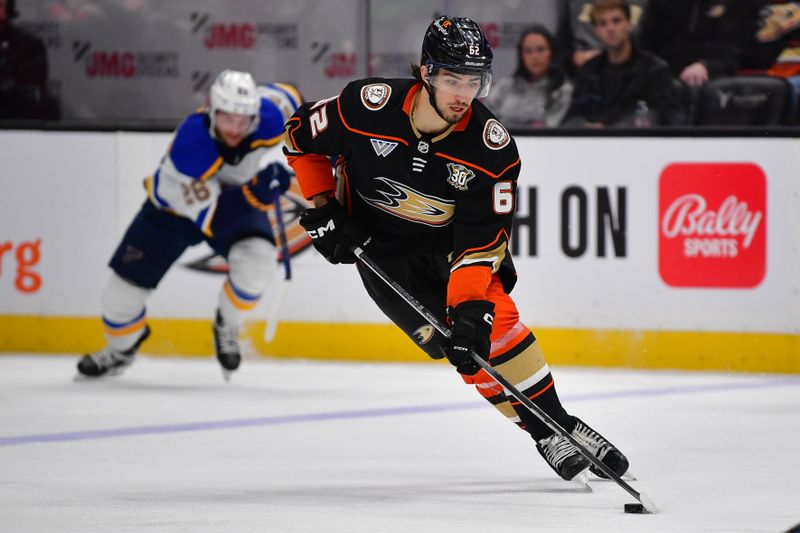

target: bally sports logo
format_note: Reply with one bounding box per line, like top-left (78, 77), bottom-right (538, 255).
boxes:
top-left (658, 163), bottom-right (766, 288)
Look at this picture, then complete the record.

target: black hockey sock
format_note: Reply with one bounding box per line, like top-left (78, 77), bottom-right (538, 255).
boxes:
top-left (510, 374), bottom-right (575, 441)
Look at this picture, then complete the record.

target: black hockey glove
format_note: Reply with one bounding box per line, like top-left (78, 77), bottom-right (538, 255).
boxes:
top-left (299, 199), bottom-right (372, 264)
top-left (248, 162), bottom-right (292, 204)
top-left (445, 300), bottom-right (495, 376)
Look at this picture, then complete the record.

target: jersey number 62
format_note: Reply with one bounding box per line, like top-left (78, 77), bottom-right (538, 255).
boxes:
top-left (309, 95), bottom-right (338, 138)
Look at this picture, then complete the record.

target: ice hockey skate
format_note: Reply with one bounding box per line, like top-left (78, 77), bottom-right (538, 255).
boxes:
top-left (536, 432), bottom-right (591, 485)
top-left (571, 417), bottom-right (632, 480)
top-left (75, 326), bottom-right (151, 379)
top-left (213, 310), bottom-right (241, 381)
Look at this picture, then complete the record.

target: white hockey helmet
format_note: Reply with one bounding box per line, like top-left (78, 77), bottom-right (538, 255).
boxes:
top-left (209, 70), bottom-right (261, 136)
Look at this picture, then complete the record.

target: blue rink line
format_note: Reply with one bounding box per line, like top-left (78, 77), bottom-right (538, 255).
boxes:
top-left (1, 377), bottom-right (798, 447)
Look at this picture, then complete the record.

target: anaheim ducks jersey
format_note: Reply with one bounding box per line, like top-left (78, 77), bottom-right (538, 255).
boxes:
top-left (284, 78), bottom-right (521, 305)
top-left (146, 83), bottom-right (302, 235)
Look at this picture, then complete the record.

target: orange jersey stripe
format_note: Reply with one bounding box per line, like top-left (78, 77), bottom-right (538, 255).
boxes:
top-left (339, 163), bottom-right (354, 214)
top-left (337, 98), bottom-right (409, 145)
top-left (401, 82), bottom-right (472, 131)
top-left (450, 228), bottom-right (509, 271)
top-left (468, 370), bottom-right (504, 398)
top-left (288, 153), bottom-right (336, 200)
top-left (284, 117), bottom-right (303, 153)
top-left (489, 322), bottom-right (528, 358)
top-left (402, 83), bottom-right (421, 115)
top-left (434, 152), bottom-right (520, 180)
top-left (509, 378), bottom-right (554, 406)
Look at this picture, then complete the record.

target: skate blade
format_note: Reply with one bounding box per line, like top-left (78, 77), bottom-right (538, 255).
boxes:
top-left (571, 469), bottom-right (592, 491)
top-left (593, 469), bottom-right (637, 481)
top-left (221, 368), bottom-right (233, 383)
top-left (72, 367), bottom-right (126, 382)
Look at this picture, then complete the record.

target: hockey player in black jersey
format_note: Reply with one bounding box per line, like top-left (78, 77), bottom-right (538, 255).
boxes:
top-left (286, 16), bottom-right (630, 483)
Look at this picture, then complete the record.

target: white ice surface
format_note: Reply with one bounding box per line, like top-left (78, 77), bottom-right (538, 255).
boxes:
top-left (0, 355), bottom-right (798, 533)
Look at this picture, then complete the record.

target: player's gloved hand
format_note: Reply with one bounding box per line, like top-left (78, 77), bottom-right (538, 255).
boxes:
top-left (299, 199), bottom-right (372, 264)
top-left (248, 163), bottom-right (292, 204)
top-left (445, 300), bottom-right (495, 376)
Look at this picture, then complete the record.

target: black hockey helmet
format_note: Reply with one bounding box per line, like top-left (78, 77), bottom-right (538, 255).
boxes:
top-left (421, 16), bottom-right (493, 97)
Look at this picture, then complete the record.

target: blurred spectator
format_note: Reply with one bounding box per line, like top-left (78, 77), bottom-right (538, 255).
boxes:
top-left (755, 3), bottom-right (800, 79)
top-left (757, 1), bottom-right (800, 46)
top-left (564, 0), bottom-right (686, 127)
top-left (756, 1), bottom-right (800, 121)
top-left (556, 0), bottom-right (650, 75)
top-left (483, 25), bottom-right (573, 128)
top-left (640, 0), bottom-right (763, 87)
top-left (0, 0), bottom-right (51, 119)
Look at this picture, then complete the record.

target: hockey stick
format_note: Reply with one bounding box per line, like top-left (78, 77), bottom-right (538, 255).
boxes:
top-left (263, 185), bottom-right (292, 343)
top-left (352, 246), bottom-right (658, 514)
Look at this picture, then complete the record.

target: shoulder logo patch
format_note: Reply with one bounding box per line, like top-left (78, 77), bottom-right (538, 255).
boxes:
top-left (483, 119), bottom-right (510, 150)
top-left (361, 83), bottom-right (392, 111)
top-left (370, 138), bottom-right (398, 157)
top-left (446, 162), bottom-right (476, 191)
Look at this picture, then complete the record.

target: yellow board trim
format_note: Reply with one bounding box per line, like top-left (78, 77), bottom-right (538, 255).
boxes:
top-left (0, 315), bottom-right (798, 373)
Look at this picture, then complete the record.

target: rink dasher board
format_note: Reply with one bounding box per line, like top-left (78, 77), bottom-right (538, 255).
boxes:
top-left (0, 132), bottom-right (797, 372)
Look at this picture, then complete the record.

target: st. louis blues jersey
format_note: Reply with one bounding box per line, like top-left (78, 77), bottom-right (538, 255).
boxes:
top-left (284, 78), bottom-right (520, 306)
top-left (146, 83), bottom-right (302, 235)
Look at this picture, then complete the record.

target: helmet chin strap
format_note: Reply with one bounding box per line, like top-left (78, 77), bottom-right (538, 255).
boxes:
top-left (422, 78), bottom-right (450, 123)
top-left (208, 112), bottom-right (221, 141)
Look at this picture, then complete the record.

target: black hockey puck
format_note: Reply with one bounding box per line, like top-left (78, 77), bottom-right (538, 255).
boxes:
top-left (624, 503), bottom-right (647, 514)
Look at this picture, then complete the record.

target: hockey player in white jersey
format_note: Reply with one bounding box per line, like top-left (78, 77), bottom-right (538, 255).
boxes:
top-left (76, 70), bottom-right (302, 379)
